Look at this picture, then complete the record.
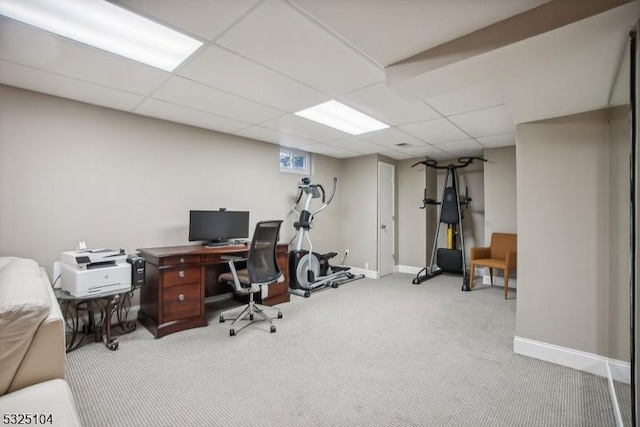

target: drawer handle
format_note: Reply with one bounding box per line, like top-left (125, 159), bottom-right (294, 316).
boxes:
top-left (178, 294), bottom-right (185, 301)
top-left (180, 257), bottom-right (185, 263)
top-left (178, 270), bottom-right (185, 278)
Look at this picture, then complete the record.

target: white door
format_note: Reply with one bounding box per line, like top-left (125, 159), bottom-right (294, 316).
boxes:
top-left (378, 162), bottom-right (395, 276)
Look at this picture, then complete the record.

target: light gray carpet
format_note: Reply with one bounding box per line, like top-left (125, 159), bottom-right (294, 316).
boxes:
top-left (66, 274), bottom-right (618, 426)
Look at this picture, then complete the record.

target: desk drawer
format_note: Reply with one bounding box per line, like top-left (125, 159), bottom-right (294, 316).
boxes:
top-left (163, 283), bottom-right (201, 322)
top-left (162, 255), bottom-right (200, 266)
top-left (162, 265), bottom-right (200, 288)
top-left (266, 280), bottom-right (286, 298)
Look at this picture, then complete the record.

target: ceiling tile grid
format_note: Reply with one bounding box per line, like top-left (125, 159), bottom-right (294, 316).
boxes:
top-left (135, 99), bottom-right (252, 134)
top-left (399, 117), bottom-right (470, 145)
top-left (177, 44), bottom-right (329, 113)
top-left (151, 76), bottom-right (284, 124)
top-left (338, 82), bottom-right (442, 126)
top-left (114, 0), bottom-right (262, 42)
top-left (323, 136), bottom-right (389, 155)
top-left (0, 0), bottom-right (633, 160)
top-left (0, 59), bottom-right (146, 111)
top-left (234, 125), bottom-right (317, 149)
top-left (214, 0), bottom-right (384, 96)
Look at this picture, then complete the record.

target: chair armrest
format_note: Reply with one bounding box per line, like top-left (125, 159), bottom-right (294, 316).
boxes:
top-left (470, 247), bottom-right (491, 260)
top-left (506, 251), bottom-right (517, 269)
top-left (221, 255), bottom-right (246, 262)
top-left (8, 279), bottom-right (64, 393)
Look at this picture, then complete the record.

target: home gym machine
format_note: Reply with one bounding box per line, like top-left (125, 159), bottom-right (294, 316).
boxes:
top-left (411, 156), bottom-right (486, 290)
top-left (288, 177), bottom-right (364, 298)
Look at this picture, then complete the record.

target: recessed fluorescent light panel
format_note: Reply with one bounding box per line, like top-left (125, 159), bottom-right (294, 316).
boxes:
top-left (0, 0), bottom-right (203, 71)
top-left (295, 100), bottom-right (389, 135)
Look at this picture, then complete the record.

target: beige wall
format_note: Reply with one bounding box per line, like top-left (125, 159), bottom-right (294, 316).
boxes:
top-left (340, 155), bottom-right (378, 270)
top-left (515, 108), bottom-right (630, 360)
top-left (0, 86), bottom-right (342, 279)
top-left (483, 146), bottom-right (517, 240)
top-left (397, 158), bottom-right (427, 268)
top-left (609, 105), bottom-right (631, 360)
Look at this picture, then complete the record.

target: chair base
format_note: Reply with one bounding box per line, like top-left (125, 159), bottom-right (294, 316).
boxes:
top-left (219, 296), bottom-right (282, 336)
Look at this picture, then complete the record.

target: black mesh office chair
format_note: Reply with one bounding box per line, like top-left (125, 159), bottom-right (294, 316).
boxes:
top-left (218, 220), bottom-right (283, 336)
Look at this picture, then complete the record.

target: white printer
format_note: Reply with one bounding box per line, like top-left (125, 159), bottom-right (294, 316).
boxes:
top-left (60, 248), bottom-right (131, 297)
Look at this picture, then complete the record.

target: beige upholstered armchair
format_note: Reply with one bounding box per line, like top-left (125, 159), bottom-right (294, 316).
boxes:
top-left (469, 233), bottom-right (517, 299)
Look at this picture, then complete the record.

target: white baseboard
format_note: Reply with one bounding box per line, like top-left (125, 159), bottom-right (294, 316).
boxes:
top-left (348, 266), bottom-right (379, 279)
top-left (606, 362), bottom-right (625, 427)
top-left (396, 265), bottom-right (423, 275)
top-left (513, 336), bottom-right (630, 384)
top-left (514, 336), bottom-right (628, 426)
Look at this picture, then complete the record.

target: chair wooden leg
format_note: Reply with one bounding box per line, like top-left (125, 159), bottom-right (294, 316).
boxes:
top-left (469, 263), bottom-right (476, 289)
top-left (489, 268), bottom-right (493, 286)
top-left (503, 269), bottom-right (510, 300)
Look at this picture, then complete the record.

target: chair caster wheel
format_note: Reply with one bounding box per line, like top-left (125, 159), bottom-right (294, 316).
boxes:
top-left (277, 312), bottom-right (283, 319)
top-left (249, 314), bottom-right (254, 321)
top-left (229, 329), bottom-right (235, 336)
top-left (304, 291), bottom-right (310, 298)
top-left (219, 315), bottom-right (225, 323)
top-left (331, 283), bottom-right (339, 288)
top-left (107, 339), bottom-right (119, 351)
top-left (270, 326), bottom-right (276, 333)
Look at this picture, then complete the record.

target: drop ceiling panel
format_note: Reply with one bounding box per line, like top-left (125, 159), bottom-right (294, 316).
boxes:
top-left (0, 17), bottom-right (169, 95)
top-left (324, 137), bottom-right (385, 155)
top-left (290, 0), bottom-right (549, 66)
top-left (498, 4), bottom-right (637, 123)
top-left (400, 118), bottom-right (469, 144)
top-left (360, 127), bottom-right (426, 148)
top-left (379, 150), bottom-right (412, 160)
top-left (234, 126), bottom-right (317, 149)
top-left (114, 0), bottom-right (261, 41)
top-left (477, 133), bottom-right (516, 148)
top-left (306, 143), bottom-right (360, 159)
top-left (448, 105), bottom-right (514, 137)
top-left (260, 114), bottom-right (348, 142)
top-left (395, 144), bottom-right (451, 160)
top-left (216, 0), bottom-right (384, 95)
top-left (134, 99), bottom-right (251, 134)
top-left (0, 60), bottom-right (145, 111)
top-left (339, 82), bottom-right (441, 126)
top-left (178, 45), bottom-right (328, 112)
top-left (435, 139), bottom-right (485, 157)
top-left (424, 81), bottom-right (505, 116)
top-left (152, 76), bottom-right (283, 124)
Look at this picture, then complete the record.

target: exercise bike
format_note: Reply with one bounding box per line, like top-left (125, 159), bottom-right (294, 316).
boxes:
top-left (411, 156), bottom-right (486, 290)
top-left (288, 177), bottom-right (364, 298)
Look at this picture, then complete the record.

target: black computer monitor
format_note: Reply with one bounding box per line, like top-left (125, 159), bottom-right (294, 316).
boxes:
top-left (188, 210), bottom-right (249, 246)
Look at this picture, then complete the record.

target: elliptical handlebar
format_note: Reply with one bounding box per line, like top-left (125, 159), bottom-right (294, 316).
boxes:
top-left (290, 177), bottom-right (337, 217)
top-left (312, 177), bottom-right (337, 216)
top-left (316, 184), bottom-right (326, 203)
top-left (294, 187), bottom-right (304, 205)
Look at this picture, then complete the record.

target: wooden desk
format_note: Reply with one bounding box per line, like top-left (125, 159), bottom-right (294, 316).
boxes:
top-left (137, 243), bottom-right (290, 338)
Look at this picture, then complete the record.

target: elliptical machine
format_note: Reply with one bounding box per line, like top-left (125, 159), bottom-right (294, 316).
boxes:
top-left (411, 157), bottom-right (486, 290)
top-left (288, 177), bottom-right (364, 298)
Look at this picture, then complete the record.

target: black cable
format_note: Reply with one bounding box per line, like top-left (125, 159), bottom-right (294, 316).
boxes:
top-left (51, 274), bottom-right (62, 289)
